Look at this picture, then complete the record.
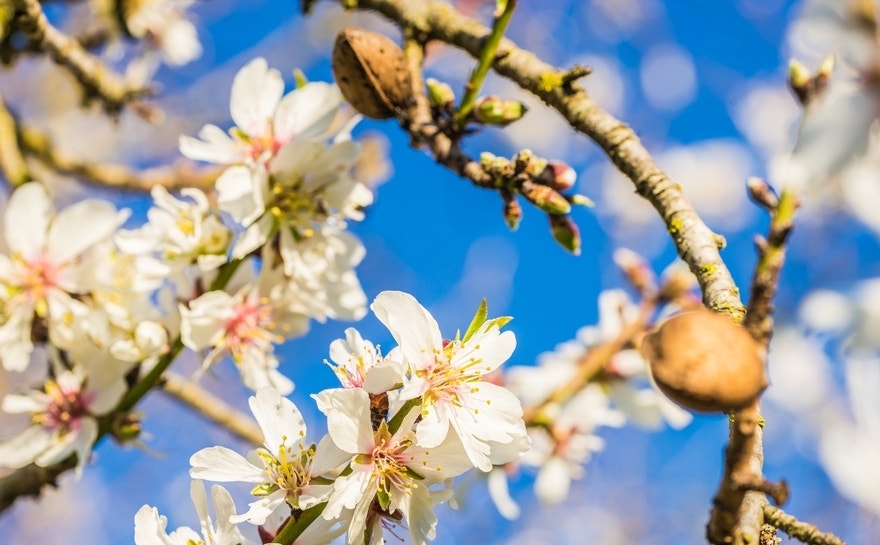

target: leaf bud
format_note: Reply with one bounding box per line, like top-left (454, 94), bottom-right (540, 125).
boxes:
top-left (481, 152), bottom-right (513, 177)
top-left (521, 180), bottom-right (571, 215)
top-left (746, 176), bottom-right (779, 210)
top-left (426, 78), bottom-right (455, 109)
top-left (549, 214), bottom-right (581, 255)
top-left (501, 190), bottom-right (522, 231)
top-left (474, 96), bottom-right (528, 125)
top-left (111, 412), bottom-right (143, 444)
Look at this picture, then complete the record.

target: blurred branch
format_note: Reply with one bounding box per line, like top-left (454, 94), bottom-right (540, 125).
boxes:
top-left (325, 0), bottom-right (746, 318)
top-left (0, 92), bottom-right (30, 187)
top-left (763, 505), bottom-right (847, 545)
top-left (707, 184), bottom-right (798, 545)
top-left (0, 457), bottom-right (76, 514)
top-left (159, 371), bottom-right (263, 447)
top-left (18, 124), bottom-right (220, 192)
top-left (10, 0), bottom-right (152, 115)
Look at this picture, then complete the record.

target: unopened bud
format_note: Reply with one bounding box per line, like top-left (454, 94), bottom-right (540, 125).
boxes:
top-left (549, 214), bottom-right (581, 255)
top-left (111, 412), bottom-right (143, 443)
top-left (481, 152), bottom-right (513, 177)
top-left (570, 194), bottom-right (594, 207)
top-left (501, 190), bottom-right (522, 231)
top-left (658, 262), bottom-right (699, 304)
top-left (747, 176), bottom-right (779, 210)
top-left (521, 180), bottom-right (571, 215)
top-left (474, 96), bottom-right (528, 125)
top-left (613, 248), bottom-right (656, 295)
top-left (537, 160), bottom-right (577, 191)
top-left (788, 56), bottom-right (833, 107)
top-left (426, 78), bottom-right (455, 108)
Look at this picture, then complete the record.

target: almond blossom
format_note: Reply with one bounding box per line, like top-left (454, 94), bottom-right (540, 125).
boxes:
top-left (189, 387), bottom-right (343, 525)
top-left (371, 291), bottom-right (530, 472)
top-left (314, 388), bottom-right (473, 545)
top-left (179, 57), bottom-right (342, 167)
top-left (0, 352), bottom-right (129, 472)
top-left (326, 327), bottom-right (403, 393)
top-left (134, 480), bottom-right (255, 545)
top-left (179, 260), bottom-right (307, 394)
top-left (0, 182), bottom-right (129, 371)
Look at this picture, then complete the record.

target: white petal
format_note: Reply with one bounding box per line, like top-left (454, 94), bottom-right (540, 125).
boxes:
top-left (273, 82), bottom-right (342, 141)
top-left (230, 488), bottom-right (287, 525)
top-left (487, 467), bottom-right (520, 520)
top-left (534, 456), bottom-right (573, 504)
top-left (314, 388), bottom-right (373, 454)
top-left (179, 125), bottom-right (240, 164)
top-left (4, 182), bottom-right (50, 256)
top-left (230, 58), bottom-right (283, 137)
top-left (249, 387), bottom-right (305, 452)
top-left (189, 445), bottom-right (266, 482)
top-left (370, 291), bottom-right (442, 368)
top-left (0, 426), bottom-right (52, 468)
top-left (48, 200), bottom-right (128, 264)
top-left (134, 505), bottom-right (174, 545)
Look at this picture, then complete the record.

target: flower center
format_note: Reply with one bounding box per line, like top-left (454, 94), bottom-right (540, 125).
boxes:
top-left (256, 438), bottom-right (314, 505)
top-left (9, 253), bottom-right (61, 314)
top-left (224, 297), bottom-right (279, 361)
top-left (33, 376), bottom-right (93, 433)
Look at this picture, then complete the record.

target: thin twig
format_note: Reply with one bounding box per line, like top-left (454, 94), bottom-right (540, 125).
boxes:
top-left (10, 0), bottom-right (152, 115)
top-left (0, 92), bottom-right (30, 187)
top-left (331, 0), bottom-right (746, 319)
top-left (18, 125), bottom-right (220, 192)
top-left (159, 371), bottom-right (263, 447)
top-left (763, 505), bottom-right (847, 545)
top-left (453, 0), bottom-right (517, 127)
top-left (707, 187), bottom-right (798, 545)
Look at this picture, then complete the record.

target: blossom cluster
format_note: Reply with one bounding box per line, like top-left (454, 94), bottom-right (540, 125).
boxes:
top-left (137, 291), bottom-right (530, 545)
top-left (0, 58), bottom-right (373, 473)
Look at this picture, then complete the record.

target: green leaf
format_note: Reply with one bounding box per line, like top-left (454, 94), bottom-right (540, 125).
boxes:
top-left (293, 68), bottom-right (308, 88)
top-left (462, 299), bottom-right (489, 343)
top-left (485, 316), bottom-right (513, 330)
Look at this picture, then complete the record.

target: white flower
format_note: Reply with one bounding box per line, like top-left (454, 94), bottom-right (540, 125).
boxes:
top-left (315, 388), bottom-right (472, 545)
top-left (0, 353), bottom-right (128, 472)
top-left (371, 291), bottom-right (529, 472)
top-left (326, 327), bottom-right (403, 393)
top-left (0, 182), bottom-right (129, 370)
top-left (179, 58), bottom-right (342, 167)
top-left (134, 480), bottom-right (255, 545)
top-left (180, 260), bottom-right (307, 394)
top-left (190, 387), bottom-right (340, 525)
top-left (125, 0), bottom-right (202, 67)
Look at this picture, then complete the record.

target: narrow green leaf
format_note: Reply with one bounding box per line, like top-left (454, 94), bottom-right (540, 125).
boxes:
top-left (462, 299), bottom-right (489, 343)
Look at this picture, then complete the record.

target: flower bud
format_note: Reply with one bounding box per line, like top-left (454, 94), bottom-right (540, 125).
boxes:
top-left (537, 161), bottom-right (577, 191)
top-left (613, 248), bottom-right (656, 295)
top-left (549, 214), bottom-right (581, 255)
top-left (641, 309), bottom-right (767, 413)
top-left (481, 152), bottom-right (513, 177)
top-left (501, 190), bottom-right (522, 231)
top-left (521, 180), bottom-right (571, 215)
top-left (426, 78), bottom-right (455, 108)
top-left (111, 412), bottom-right (143, 443)
top-left (747, 176), bottom-right (779, 210)
top-left (474, 96), bottom-right (528, 125)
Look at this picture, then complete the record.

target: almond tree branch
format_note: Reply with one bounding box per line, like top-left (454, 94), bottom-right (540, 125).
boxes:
top-left (327, 0), bottom-right (746, 320)
top-left (159, 371), bottom-right (263, 447)
top-left (18, 124), bottom-right (221, 192)
top-left (10, 0), bottom-right (152, 115)
top-left (707, 187), bottom-right (798, 545)
top-left (763, 505), bottom-right (847, 545)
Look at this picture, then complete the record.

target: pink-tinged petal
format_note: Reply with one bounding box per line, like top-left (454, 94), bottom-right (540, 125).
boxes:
top-left (534, 456), bottom-right (573, 504)
top-left (313, 388), bottom-right (373, 454)
top-left (230, 488), bottom-right (287, 525)
top-left (249, 387), bottom-right (305, 452)
top-left (179, 125), bottom-right (240, 164)
top-left (48, 200), bottom-right (129, 264)
top-left (134, 505), bottom-right (174, 545)
top-left (0, 425), bottom-right (52, 468)
top-left (189, 445), bottom-right (265, 482)
top-left (230, 58), bottom-right (284, 137)
top-left (274, 82), bottom-right (342, 142)
top-left (370, 291), bottom-right (442, 368)
top-left (4, 182), bottom-right (50, 257)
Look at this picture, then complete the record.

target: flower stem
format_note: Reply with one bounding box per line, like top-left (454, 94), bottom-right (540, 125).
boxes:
top-left (452, 0), bottom-right (517, 128)
top-left (274, 502), bottom-right (328, 545)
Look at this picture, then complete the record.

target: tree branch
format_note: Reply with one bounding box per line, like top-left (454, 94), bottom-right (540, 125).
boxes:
top-left (10, 0), bottom-right (152, 115)
top-left (159, 371), bottom-right (263, 447)
top-left (18, 124), bottom-right (220, 192)
top-left (763, 505), bottom-right (847, 545)
top-left (331, 0), bottom-right (745, 319)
